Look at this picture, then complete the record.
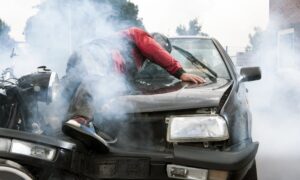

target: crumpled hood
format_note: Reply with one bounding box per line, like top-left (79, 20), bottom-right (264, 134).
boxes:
top-left (100, 78), bottom-right (232, 113)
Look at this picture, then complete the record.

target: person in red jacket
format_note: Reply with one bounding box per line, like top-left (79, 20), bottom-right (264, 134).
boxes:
top-left (62, 27), bottom-right (205, 151)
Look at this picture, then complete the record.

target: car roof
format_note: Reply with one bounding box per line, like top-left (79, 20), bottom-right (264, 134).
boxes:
top-left (169, 36), bottom-right (212, 40)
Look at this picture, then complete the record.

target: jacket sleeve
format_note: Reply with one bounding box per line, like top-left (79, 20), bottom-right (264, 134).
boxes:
top-left (122, 27), bottom-right (186, 79)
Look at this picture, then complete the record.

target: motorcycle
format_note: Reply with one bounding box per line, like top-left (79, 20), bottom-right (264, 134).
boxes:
top-left (0, 66), bottom-right (59, 133)
top-left (0, 66), bottom-right (84, 179)
top-left (0, 66), bottom-right (161, 180)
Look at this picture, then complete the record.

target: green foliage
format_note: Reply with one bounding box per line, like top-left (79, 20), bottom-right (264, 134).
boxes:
top-left (0, 19), bottom-right (10, 36)
top-left (24, 0), bottom-right (144, 48)
top-left (93, 0), bottom-right (144, 28)
top-left (188, 18), bottom-right (201, 35)
top-left (176, 18), bottom-right (207, 36)
top-left (0, 19), bottom-right (14, 50)
top-left (176, 25), bottom-right (187, 36)
top-left (119, 1), bottom-right (143, 27)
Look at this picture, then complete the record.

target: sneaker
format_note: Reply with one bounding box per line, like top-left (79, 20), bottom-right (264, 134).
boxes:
top-left (62, 117), bottom-right (110, 152)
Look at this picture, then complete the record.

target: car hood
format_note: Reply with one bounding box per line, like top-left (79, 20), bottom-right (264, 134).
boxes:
top-left (100, 78), bottom-right (233, 113)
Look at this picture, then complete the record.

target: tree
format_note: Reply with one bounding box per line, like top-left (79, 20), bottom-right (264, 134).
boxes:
top-left (176, 18), bottom-right (207, 36)
top-left (0, 19), bottom-right (14, 51)
top-left (23, 0), bottom-right (144, 74)
top-left (88, 0), bottom-right (143, 28)
top-left (0, 19), bottom-right (9, 36)
top-left (24, 0), bottom-right (144, 44)
top-left (108, 0), bottom-right (143, 28)
top-left (176, 25), bottom-right (187, 36)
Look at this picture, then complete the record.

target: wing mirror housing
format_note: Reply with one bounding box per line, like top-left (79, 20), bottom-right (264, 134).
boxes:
top-left (239, 67), bottom-right (261, 83)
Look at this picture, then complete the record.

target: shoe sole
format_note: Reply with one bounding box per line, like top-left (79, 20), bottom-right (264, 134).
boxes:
top-left (62, 123), bottom-right (109, 153)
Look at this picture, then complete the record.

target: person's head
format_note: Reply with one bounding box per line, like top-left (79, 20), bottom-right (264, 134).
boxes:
top-left (151, 32), bottom-right (172, 53)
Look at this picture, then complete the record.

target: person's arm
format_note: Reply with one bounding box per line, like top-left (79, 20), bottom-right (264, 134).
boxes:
top-left (122, 27), bottom-right (205, 84)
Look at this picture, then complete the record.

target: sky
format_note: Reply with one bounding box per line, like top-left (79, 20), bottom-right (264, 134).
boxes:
top-left (0, 0), bottom-right (269, 51)
top-left (0, 0), bottom-right (41, 41)
top-left (131, 0), bottom-right (269, 53)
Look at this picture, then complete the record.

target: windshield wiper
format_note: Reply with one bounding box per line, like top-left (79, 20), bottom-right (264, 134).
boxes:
top-left (173, 45), bottom-right (218, 80)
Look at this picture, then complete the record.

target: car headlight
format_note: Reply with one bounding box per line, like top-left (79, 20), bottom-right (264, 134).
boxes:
top-left (11, 140), bottom-right (56, 161)
top-left (47, 72), bottom-right (59, 103)
top-left (166, 115), bottom-right (229, 143)
top-left (0, 138), bottom-right (56, 161)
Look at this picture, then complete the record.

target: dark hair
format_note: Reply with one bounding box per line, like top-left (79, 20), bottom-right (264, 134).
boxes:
top-left (151, 33), bottom-right (172, 53)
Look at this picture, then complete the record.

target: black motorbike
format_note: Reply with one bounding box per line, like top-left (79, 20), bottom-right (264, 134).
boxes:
top-left (0, 67), bottom-right (85, 179)
top-left (0, 66), bottom-right (167, 180)
top-left (0, 66), bottom-right (59, 133)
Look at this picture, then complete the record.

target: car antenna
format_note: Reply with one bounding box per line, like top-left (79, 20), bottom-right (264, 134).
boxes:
top-left (10, 48), bottom-right (17, 58)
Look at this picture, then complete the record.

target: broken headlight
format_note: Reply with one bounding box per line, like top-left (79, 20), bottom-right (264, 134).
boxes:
top-left (166, 115), bottom-right (229, 143)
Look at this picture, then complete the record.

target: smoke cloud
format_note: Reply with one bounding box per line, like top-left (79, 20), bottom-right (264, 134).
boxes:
top-left (0, 0), bottom-right (139, 139)
top-left (3, 2), bottom-right (299, 177)
top-left (242, 15), bottom-right (300, 180)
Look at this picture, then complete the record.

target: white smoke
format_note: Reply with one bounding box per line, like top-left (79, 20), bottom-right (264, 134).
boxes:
top-left (242, 18), bottom-right (300, 179)
top-left (0, 0), bottom-right (139, 137)
top-left (21, 0), bottom-right (118, 76)
top-left (2, 0), bottom-right (118, 74)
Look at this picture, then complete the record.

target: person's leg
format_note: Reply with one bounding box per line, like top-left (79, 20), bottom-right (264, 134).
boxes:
top-left (62, 79), bottom-right (117, 152)
top-left (67, 82), bottom-right (94, 121)
top-left (62, 39), bottom-right (118, 152)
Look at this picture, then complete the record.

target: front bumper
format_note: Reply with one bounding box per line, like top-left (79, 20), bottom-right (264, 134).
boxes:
top-left (172, 143), bottom-right (258, 170)
top-left (0, 128), bottom-right (258, 180)
top-left (84, 142), bottom-right (258, 179)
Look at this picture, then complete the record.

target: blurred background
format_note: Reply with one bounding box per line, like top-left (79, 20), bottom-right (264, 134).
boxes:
top-left (1, 0), bottom-right (300, 179)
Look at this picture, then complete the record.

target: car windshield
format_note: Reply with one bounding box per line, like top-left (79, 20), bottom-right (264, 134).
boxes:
top-left (170, 38), bottom-right (230, 79)
top-left (134, 38), bottom-right (230, 87)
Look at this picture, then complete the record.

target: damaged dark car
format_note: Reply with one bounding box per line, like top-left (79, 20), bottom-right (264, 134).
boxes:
top-left (0, 37), bottom-right (261, 180)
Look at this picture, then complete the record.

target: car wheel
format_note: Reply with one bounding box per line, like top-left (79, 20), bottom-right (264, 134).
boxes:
top-left (242, 160), bottom-right (257, 180)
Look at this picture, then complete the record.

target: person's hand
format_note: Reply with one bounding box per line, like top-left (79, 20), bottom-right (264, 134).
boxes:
top-left (180, 73), bottom-right (206, 84)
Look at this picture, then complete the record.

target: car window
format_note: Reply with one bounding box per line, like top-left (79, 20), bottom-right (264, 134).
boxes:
top-left (135, 38), bottom-right (230, 84)
top-left (170, 38), bottom-right (230, 79)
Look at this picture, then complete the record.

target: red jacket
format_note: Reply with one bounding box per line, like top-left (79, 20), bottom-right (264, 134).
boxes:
top-left (112, 27), bottom-right (185, 78)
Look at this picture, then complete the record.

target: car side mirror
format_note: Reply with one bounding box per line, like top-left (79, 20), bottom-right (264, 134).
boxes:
top-left (239, 67), bottom-right (261, 83)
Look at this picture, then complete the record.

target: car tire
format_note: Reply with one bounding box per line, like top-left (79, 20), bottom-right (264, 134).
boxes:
top-left (242, 160), bottom-right (257, 180)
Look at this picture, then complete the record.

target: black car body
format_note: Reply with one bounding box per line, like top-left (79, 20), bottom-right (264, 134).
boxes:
top-left (0, 37), bottom-right (261, 180)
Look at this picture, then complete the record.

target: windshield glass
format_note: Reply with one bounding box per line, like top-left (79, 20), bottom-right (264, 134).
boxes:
top-left (170, 38), bottom-right (230, 79)
top-left (134, 38), bottom-right (230, 87)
